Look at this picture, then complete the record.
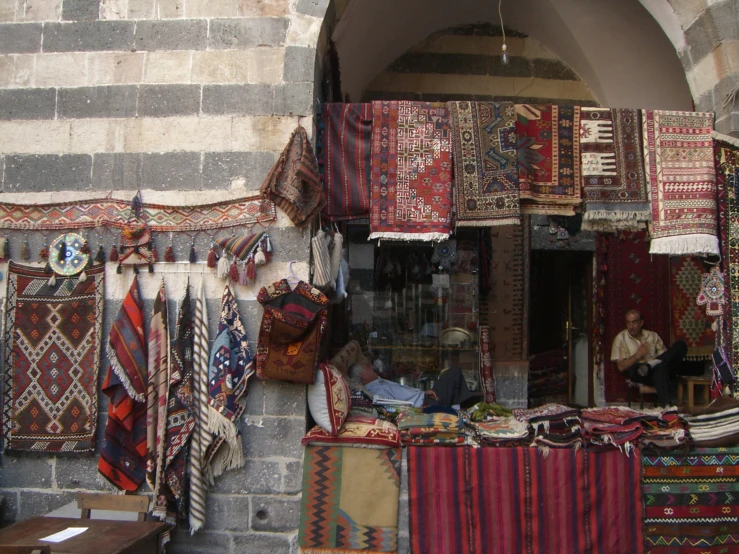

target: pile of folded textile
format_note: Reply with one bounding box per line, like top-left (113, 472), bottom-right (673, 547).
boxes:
top-left (512, 403), bottom-right (582, 453)
top-left (471, 417), bottom-right (529, 446)
top-left (397, 411), bottom-right (469, 446)
top-left (683, 397), bottom-right (739, 446)
top-left (639, 407), bottom-right (688, 449)
top-left (581, 407), bottom-right (647, 454)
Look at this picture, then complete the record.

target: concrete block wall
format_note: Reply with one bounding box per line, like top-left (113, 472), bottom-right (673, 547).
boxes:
top-left (0, 0), bottom-right (329, 552)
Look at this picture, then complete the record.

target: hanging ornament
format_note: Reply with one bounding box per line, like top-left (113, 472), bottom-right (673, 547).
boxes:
top-left (697, 266), bottom-right (726, 317)
top-left (48, 232), bottom-right (90, 286)
top-left (95, 243), bottom-right (106, 264)
top-left (20, 234), bottom-right (30, 261)
top-left (238, 261), bottom-right (249, 286)
top-left (216, 232), bottom-right (270, 283)
top-left (189, 241), bottom-right (197, 263)
top-left (228, 257), bottom-right (239, 283)
top-left (117, 222), bottom-right (155, 274)
top-left (164, 232), bottom-right (175, 262)
top-left (246, 255), bottom-right (256, 281)
top-left (207, 240), bottom-right (218, 268)
top-left (109, 244), bottom-right (119, 262)
top-left (131, 190), bottom-right (143, 219)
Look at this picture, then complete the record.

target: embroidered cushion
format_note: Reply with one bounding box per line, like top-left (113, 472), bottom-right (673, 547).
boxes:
top-left (301, 415), bottom-right (401, 449)
top-left (307, 363), bottom-right (351, 435)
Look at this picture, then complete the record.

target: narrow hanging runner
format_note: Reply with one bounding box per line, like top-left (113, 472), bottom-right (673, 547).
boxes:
top-left (99, 276), bottom-right (148, 491)
top-left (188, 278), bottom-right (210, 534)
top-left (206, 285), bottom-right (254, 479)
top-left (369, 100), bottom-right (453, 241)
top-left (153, 284), bottom-right (195, 529)
top-left (642, 110), bottom-right (718, 256)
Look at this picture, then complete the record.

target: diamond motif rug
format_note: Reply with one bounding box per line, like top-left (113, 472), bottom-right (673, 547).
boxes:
top-left (2, 261), bottom-right (104, 452)
top-left (299, 445), bottom-right (401, 553)
top-left (718, 140), bottom-right (739, 369)
top-left (449, 101), bottom-right (520, 226)
top-left (580, 108), bottom-right (649, 232)
top-left (516, 104), bottom-right (581, 215)
top-left (642, 448), bottom-right (739, 553)
top-left (642, 110), bottom-right (718, 256)
top-left (669, 256), bottom-right (715, 361)
top-left (370, 101), bottom-right (453, 241)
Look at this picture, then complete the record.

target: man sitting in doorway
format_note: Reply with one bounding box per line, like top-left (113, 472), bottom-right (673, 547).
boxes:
top-left (611, 309), bottom-right (687, 407)
top-left (347, 362), bottom-right (473, 409)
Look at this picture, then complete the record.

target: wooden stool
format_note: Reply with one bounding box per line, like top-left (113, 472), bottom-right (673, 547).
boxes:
top-left (677, 376), bottom-right (712, 410)
top-left (627, 380), bottom-right (657, 409)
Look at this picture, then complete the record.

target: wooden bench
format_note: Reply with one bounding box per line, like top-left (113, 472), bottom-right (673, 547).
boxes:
top-left (0, 546), bottom-right (50, 554)
top-left (677, 376), bottom-right (712, 411)
top-left (76, 493), bottom-right (150, 522)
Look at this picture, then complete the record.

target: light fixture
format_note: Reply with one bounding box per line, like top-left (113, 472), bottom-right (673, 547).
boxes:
top-left (498, 0), bottom-right (509, 65)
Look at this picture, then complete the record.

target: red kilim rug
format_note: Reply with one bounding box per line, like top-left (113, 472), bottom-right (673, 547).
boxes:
top-left (370, 101), bottom-right (453, 241)
top-left (669, 256), bottom-right (715, 361)
top-left (2, 261), bottom-right (104, 452)
top-left (603, 231), bottom-right (670, 402)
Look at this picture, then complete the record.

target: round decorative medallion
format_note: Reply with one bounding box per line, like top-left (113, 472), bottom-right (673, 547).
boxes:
top-left (49, 232), bottom-right (89, 276)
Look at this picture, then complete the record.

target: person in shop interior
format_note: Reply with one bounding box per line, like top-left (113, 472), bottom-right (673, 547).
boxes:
top-left (611, 309), bottom-right (687, 407)
top-left (347, 361), bottom-right (473, 409)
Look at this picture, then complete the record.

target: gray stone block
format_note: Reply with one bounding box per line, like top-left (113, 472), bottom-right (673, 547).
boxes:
top-left (0, 88), bottom-right (56, 120)
top-left (245, 377), bottom-right (265, 416)
top-left (212, 459), bottom-right (281, 495)
top-left (3, 154), bottom-right (92, 192)
top-left (241, 416), bottom-right (305, 460)
top-left (0, 23), bottom-right (42, 53)
top-left (531, 58), bottom-right (579, 81)
top-left (0, 456), bottom-right (52, 488)
top-left (134, 20), bottom-right (207, 52)
top-left (711, 0), bottom-right (739, 41)
top-left (263, 381), bottom-right (306, 416)
top-left (168, 529), bottom-right (230, 554)
top-left (208, 18), bottom-right (288, 49)
top-left (206, 494), bottom-right (250, 531)
top-left (92, 153), bottom-right (142, 191)
top-left (202, 151), bottom-right (276, 190)
top-left (58, 85), bottom-right (137, 119)
top-left (397, 534), bottom-right (410, 554)
top-left (0, 492), bottom-right (18, 525)
top-left (43, 21), bottom-right (135, 52)
top-left (138, 84), bottom-right (201, 117)
top-left (266, 226), bottom-right (310, 263)
top-left (62, 0), bottom-right (100, 20)
top-left (55, 456), bottom-right (106, 490)
top-left (283, 46), bottom-right (316, 82)
top-left (398, 497), bottom-right (409, 537)
top-left (282, 460), bottom-right (303, 494)
top-left (273, 83), bottom-right (312, 116)
top-left (232, 532), bottom-right (292, 554)
top-left (295, 0), bottom-right (329, 17)
top-left (140, 152), bottom-right (202, 190)
top-left (202, 84), bottom-right (273, 115)
top-left (18, 491), bottom-right (75, 519)
top-left (250, 495), bottom-right (300, 532)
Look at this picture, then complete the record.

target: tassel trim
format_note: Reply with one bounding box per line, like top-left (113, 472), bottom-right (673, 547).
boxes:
top-left (106, 342), bottom-right (145, 402)
top-left (207, 406), bottom-right (245, 477)
top-left (649, 234), bottom-right (720, 256)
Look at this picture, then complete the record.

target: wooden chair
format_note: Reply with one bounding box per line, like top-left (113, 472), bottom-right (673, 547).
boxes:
top-left (75, 492), bottom-right (150, 522)
top-left (626, 380), bottom-right (658, 409)
top-left (0, 546), bottom-right (51, 554)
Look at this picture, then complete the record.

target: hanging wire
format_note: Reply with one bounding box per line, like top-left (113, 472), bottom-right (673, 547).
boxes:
top-left (498, 0), bottom-right (509, 65)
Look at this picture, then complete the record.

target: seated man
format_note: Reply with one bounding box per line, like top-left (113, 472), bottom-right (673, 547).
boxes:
top-left (611, 309), bottom-right (687, 407)
top-left (347, 362), bottom-right (473, 409)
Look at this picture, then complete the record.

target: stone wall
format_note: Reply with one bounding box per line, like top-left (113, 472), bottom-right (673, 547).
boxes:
top-left (0, 0), bottom-right (326, 552)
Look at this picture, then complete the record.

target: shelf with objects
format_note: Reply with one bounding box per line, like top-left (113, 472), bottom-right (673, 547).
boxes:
top-left (345, 223), bottom-right (483, 394)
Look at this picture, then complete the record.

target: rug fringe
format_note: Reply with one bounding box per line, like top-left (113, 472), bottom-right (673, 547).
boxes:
top-left (649, 234), bottom-right (720, 256)
top-left (106, 342), bottom-right (145, 403)
top-left (368, 231), bottom-right (451, 242)
top-left (713, 130), bottom-right (739, 148)
top-left (582, 210), bottom-right (650, 221)
top-left (207, 405), bottom-right (245, 477)
top-left (457, 217), bottom-right (521, 227)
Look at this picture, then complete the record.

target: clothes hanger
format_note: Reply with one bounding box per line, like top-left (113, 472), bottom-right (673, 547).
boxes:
top-left (287, 260), bottom-right (300, 287)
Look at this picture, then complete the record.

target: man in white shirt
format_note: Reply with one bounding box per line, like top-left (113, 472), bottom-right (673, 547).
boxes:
top-left (611, 309), bottom-right (686, 406)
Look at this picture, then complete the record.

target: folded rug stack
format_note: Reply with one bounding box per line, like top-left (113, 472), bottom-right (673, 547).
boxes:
top-left (683, 397), bottom-right (739, 447)
top-left (472, 417), bottom-right (529, 446)
top-left (397, 412), bottom-right (469, 446)
top-left (512, 404), bottom-right (582, 454)
top-left (581, 407), bottom-right (646, 455)
top-left (639, 408), bottom-right (689, 449)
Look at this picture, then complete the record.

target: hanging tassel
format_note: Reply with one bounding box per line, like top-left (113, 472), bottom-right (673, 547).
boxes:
top-left (132, 190), bottom-right (143, 219)
top-left (109, 245), bottom-right (119, 262)
top-left (80, 240), bottom-right (92, 268)
top-left (44, 261), bottom-right (52, 273)
top-left (133, 264), bottom-right (139, 274)
top-left (238, 262), bottom-right (249, 286)
top-left (0, 237), bottom-right (6, 261)
top-left (246, 256), bottom-right (256, 282)
top-left (228, 259), bottom-right (239, 283)
top-left (216, 254), bottom-right (230, 280)
top-left (79, 269), bottom-right (87, 282)
top-left (254, 244), bottom-right (266, 265)
top-left (189, 243), bottom-right (197, 263)
top-left (47, 273), bottom-right (56, 286)
top-left (152, 245), bottom-right (159, 263)
top-left (164, 245), bottom-right (175, 263)
top-left (148, 263), bottom-right (154, 273)
top-left (95, 244), bottom-right (105, 264)
top-left (116, 263), bottom-right (122, 274)
top-left (264, 234), bottom-right (272, 262)
top-left (39, 247), bottom-right (49, 260)
top-left (207, 243), bottom-right (217, 268)
top-left (21, 238), bottom-right (30, 261)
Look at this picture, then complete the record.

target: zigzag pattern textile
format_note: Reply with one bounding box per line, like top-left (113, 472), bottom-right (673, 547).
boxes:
top-left (3, 262), bottom-right (104, 453)
top-left (717, 141), bottom-right (739, 369)
top-left (642, 448), bottom-right (739, 553)
top-left (408, 446), bottom-right (643, 554)
top-left (299, 445), bottom-right (402, 554)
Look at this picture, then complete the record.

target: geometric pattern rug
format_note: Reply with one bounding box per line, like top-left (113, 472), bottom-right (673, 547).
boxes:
top-left (3, 261), bottom-right (104, 452)
top-left (642, 447), bottom-right (739, 553)
top-left (669, 256), bottom-right (715, 361)
top-left (409, 446), bottom-right (644, 554)
top-left (299, 445), bottom-right (402, 554)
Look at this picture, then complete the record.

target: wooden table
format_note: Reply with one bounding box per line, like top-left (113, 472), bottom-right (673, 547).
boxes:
top-left (677, 376), bottom-right (712, 410)
top-left (0, 517), bottom-right (168, 554)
